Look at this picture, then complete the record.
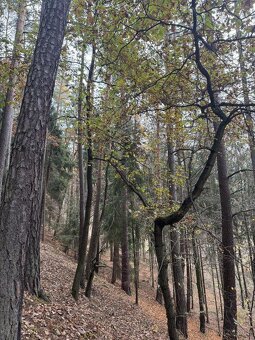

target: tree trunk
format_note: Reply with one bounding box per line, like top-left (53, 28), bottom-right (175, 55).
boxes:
top-left (167, 130), bottom-right (187, 338)
top-left (72, 44), bottom-right (96, 300)
top-left (0, 1), bottom-right (26, 200)
top-left (192, 230), bottom-right (206, 333)
top-left (215, 125), bottom-right (237, 340)
top-left (111, 240), bottom-right (121, 284)
top-left (185, 229), bottom-right (192, 313)
top-left (154, 223), bottom-right (179, 340)
top-left (121, 186), bottom-right (131, 295)
top-left (85, 159), bottom-right (102, 280)
top-left (77, 46), bottom-right (86, 258)
top-left (132, 219), bottom-right (140, 305)
top-left (0, 0), bottom-right (71, 338)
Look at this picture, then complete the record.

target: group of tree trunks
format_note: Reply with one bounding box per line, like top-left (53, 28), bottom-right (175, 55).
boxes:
top-left (0, 1), bottom-right (254, 340)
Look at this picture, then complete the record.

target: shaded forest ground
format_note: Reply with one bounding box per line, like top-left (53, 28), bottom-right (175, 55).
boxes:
top-left (22, 232), bottom-right (224, 339)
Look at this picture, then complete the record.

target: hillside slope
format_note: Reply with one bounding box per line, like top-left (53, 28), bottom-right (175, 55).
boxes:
top-left (22, 236), bottom-right (220, 339)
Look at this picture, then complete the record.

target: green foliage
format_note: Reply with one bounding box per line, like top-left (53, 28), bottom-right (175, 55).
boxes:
top-left (47, 109), bottom-right (74, 206)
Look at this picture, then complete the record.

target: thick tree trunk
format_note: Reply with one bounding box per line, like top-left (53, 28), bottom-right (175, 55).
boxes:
top-left (154, 223), bottom-right (179, 340)
top-left (0, 1), bottom-right (71, 338)
top-left (0, 1), bottom-right (26, 200)
top-left (215, 127), bottom-right (237, 340)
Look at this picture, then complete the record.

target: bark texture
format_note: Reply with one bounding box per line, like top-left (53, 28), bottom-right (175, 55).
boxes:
top-left (167, 135), bottom-right (187, 337)
top-left (0, 0), bottom-right (71, 338)
top-left (154, 224), bottom-right (179, 340)
top-left (215, 132), bottom-right (237, 340)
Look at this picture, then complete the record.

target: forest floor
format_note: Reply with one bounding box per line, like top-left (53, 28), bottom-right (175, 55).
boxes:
top-left (22, 233), bottom-right (223, 339)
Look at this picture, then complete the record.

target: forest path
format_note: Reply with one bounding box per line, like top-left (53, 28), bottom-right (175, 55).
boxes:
top-left (22, 233), bottom-right (221, 339)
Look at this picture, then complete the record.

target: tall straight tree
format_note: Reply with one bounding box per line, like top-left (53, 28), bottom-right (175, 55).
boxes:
top-left (214, 122), bottom-right (237, 339)
top-left (0, 0), bottom-right (71, 338)
top-left (0, 0), bottom-right (27, 200)
top-left (167, 128), bottom-right (187, 338)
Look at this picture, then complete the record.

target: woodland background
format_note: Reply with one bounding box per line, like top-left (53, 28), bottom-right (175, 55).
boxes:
top-left (0, 1), bottom-right (255, 339)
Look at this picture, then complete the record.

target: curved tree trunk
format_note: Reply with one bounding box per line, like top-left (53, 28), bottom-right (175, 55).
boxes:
top-left (72, 44), bottom-right (96, 300)
top-left (0, 0), bottom-right (71, 338)
top-left (154, 223), bottom-right (179, 340)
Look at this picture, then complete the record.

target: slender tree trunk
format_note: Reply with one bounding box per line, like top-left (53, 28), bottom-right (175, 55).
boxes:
top-left (192, 230), bottom-right (206, 333)
top-left (210, 247), bottom-right (221, 336)
top-left (0, 1), bottom-right (71, 338)
top-left (85, 159), bottom-right (102, 280)
top-left (132, 219), bottom-right (140, 305)
top-left (0, 1), bottom-right (26, 200)
top-left (198, 242), bottom-right (209, 323)
top-left (167, 131), bottom-right (187, 338)
top-left (215, 124), bottom-right (237, 340)
top-left (77, 46), bottom-right (86, 259)
top-left (185, 229), bottom-right (192, 313)
top-left (121, 186), bottom-right (131, 295)
top-left (111, 240), bottom-right (121, 284)
top-left (40, 144), bottom-right (52, 242)
top-left (72, 45), bottom-right (96, 300)
top-left (149, 235), bottom-right (155, 288)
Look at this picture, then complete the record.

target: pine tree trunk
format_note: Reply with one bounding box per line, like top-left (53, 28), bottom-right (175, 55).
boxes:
top-left (167, 132), bottom-right (187, 337)
top-left (0, 0), bottom-right (71, 337)
top-left (77, 46), bottom-right (86, 258)
top-left (215, 125), bottom-right (237, 339)
top-left (132, 220), bottom-right (140, 305)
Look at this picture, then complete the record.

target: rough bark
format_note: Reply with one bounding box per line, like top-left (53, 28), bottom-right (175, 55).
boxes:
top-left (167, 134), bottom-right (187, 337)
top-left (0, 0), bottom-right (71, 338)
top-left (154, 224), bottom-right (179, 340)
top-left (215, 127), bottom-right (237, 340)
top-left (0, 1), bottom-right (26, 200)
top-left (77, 46), bottom-right (86, 253)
